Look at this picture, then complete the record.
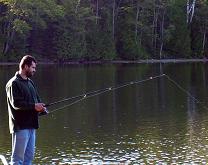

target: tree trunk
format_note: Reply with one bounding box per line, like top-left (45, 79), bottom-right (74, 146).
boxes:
top-left (75, 0), bottom-right (81, 13)
top-left (152, 4), bottom-right (158, 56)
top-left (152, 6), bottom-right (156, 47)
top-left (202, 30), bottom-right (206, 52)
top-left (135, 2), bottom-right (140, 43)
top-left (3, 22), bottom-right (15, 55)
top-left (186, 0), bottom-right (190, 23)
top-left (159, 10), bottom-right (165, 59)
top-left (153, 8), bottom-right (158, 57)
top-left (96, 0), bottom-right (99, 24)
top-left (190, 0), bottom-right (196, 23)
top-left (140, 30), bottom-right (143, 45)
top-left (187, 0), bottom-right (196, 24)
top-left (154, 11), bottom-right (158, 56)
top-left (112, 0), bottom-right (116, 40)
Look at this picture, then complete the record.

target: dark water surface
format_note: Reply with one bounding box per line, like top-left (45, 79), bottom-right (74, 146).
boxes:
top-left (1, 63), bottom-right (208, 164)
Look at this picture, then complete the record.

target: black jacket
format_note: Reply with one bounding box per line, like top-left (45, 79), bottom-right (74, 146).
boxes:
top-left (6, 72), bottom-right (41, 134)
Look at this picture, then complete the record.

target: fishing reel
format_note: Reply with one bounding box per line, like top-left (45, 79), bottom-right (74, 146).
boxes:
top-left (39, 107), bottom-right (49, 116)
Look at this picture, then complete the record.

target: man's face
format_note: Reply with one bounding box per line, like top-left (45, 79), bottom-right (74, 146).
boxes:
top-left (25, 61), bottom-right (36, 78)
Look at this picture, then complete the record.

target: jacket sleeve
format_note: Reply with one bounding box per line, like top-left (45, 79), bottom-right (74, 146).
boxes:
top-left (8, 81), bottom-right (35, 111)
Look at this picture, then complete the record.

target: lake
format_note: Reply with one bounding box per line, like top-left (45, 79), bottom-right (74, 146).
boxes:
top-left (1, 62), bottom-right (208, 164)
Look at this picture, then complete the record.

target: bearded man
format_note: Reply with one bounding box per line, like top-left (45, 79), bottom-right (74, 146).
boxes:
top-left (6, 55), bottom-right (47, 165)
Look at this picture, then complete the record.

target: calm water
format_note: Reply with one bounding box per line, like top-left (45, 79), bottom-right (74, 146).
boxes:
top-left (1, 63), bottom-right (208, 164)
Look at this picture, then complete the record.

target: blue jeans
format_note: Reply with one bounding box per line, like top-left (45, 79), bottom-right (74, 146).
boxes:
top-left (11, 129), bottom-right (36, 165)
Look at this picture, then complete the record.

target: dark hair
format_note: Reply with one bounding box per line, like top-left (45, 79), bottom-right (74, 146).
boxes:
top-left (19, 55), bottom-right (37, 70)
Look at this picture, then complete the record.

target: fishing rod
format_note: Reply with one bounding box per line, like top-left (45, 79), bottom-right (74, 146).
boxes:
top-left (45, 74), bottom-right (166, 113)
top-left (45, 88), bottom-right (104, 107)
top-left (43, 73), bottom-right (208, 115)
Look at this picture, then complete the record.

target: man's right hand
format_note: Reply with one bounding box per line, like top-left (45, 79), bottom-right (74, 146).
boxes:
top-left (35, 103), bottom-right (45, 112)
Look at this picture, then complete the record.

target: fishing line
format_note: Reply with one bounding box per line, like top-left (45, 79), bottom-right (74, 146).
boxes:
top-left (163, 74), bottom-right (208, 110)
top-left (45, 88), bottom-right (108, 107)
top-left (47, 74), bottom-right (166, 114)
top-left (49, 88), bottom-right (110, 113)
top-left (46, 73), bottom-right (208, 114)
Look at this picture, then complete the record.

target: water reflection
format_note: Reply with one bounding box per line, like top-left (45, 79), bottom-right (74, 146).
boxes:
top-left (1, 63), bottom-right (208, 164)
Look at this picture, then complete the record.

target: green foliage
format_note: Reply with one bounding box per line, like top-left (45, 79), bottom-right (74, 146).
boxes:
top-left (84, 5), bottom-right (116, 60)
top-left (0, 0), bottom-right (64, 56)
top-left (165, 0), bottom-right (191, 57)
top-left (191, 0), bottom-right (208, 57)
top-left (86, 28), bottom-right (116, 60)
top-left (55, 23), bottom-right (87, 60)
top-left (117, 22), bottom-right (149, 59)
top-left (53, 0), bottom-right (89, 60)
top-left (0, 0), bottom-right (208, 61)
top-left (123, 39), bottom-right (149, 60)
top-left (12, 19), bottom-right (31, 35)
top-left (116, 2), bottom-right (148, 59)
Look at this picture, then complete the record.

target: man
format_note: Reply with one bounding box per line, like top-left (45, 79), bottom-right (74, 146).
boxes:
top-left (6, 55), bottom-right (47, 165)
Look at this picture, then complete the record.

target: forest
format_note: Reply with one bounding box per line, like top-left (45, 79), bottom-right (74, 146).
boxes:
top-left (0, 0), bottom-right (208, 62)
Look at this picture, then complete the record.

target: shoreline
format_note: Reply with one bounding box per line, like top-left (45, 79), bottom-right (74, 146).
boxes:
top-left (0, 58), bottom-right (208, 65)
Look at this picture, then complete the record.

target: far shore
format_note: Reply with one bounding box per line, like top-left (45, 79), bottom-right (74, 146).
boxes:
top-left (0, 58), bottom-right (208, 65)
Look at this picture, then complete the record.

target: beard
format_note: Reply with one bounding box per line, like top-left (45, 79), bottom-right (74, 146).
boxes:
top-left (26, 70), bottom-right (35, 78)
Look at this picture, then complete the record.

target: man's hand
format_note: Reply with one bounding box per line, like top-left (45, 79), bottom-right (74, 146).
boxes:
top-left (35, 103), bottom-right (45, 112)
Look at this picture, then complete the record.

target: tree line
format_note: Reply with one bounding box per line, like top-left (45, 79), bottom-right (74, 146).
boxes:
top-left (0, 0), bottom-right (208, 62)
